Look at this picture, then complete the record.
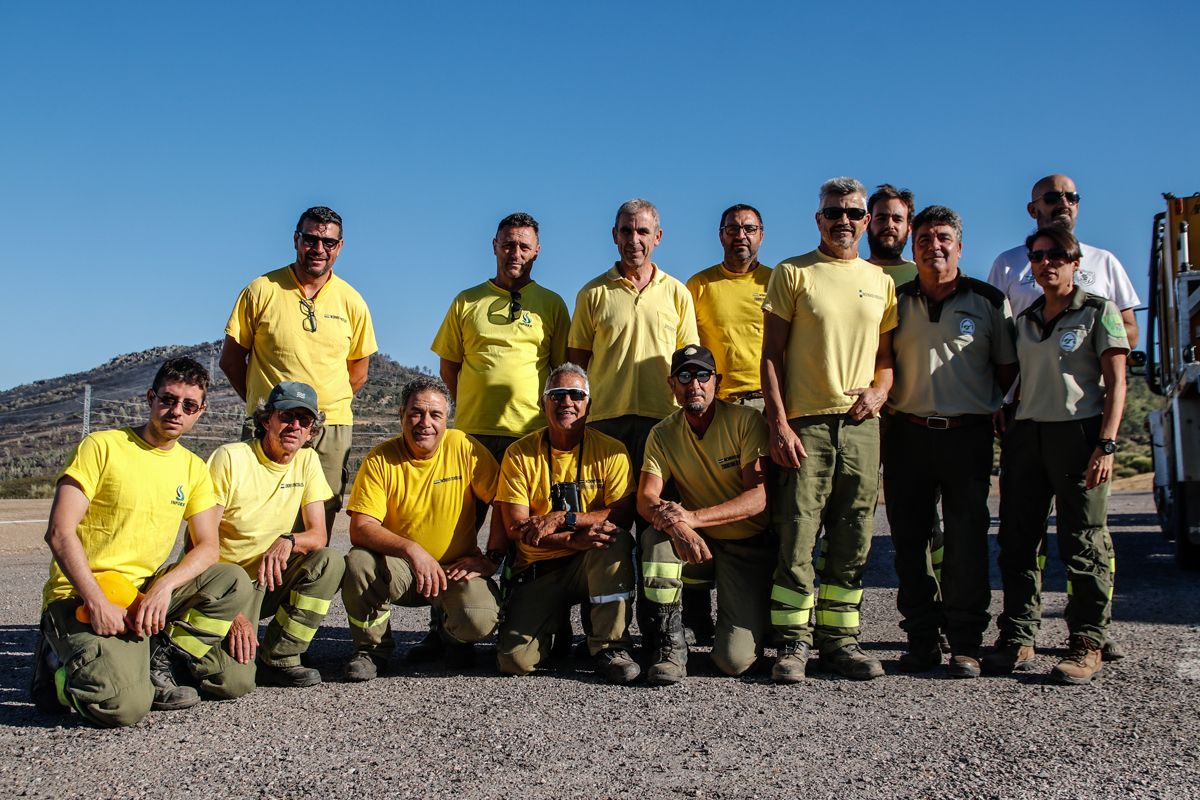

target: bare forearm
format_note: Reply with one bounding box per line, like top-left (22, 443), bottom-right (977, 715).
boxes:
top-left (691, 486), bottom-right (766, 529)
top-left (350, 519), bottom-right (422, 560)
top-left (46, 527), bottom-right (107, 605)
top-left (439, 359), bottom-right (461, 399)
top-left (219, 337), bottom-right (250, 401)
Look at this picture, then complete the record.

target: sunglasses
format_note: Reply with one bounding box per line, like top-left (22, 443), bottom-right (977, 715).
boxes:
top-left (720, 224), bottom-right (763, 236)
top-left (510, 290), bottom-right (522, 322)
top-left (819, 207), bottom-right (868, 221)
top-left (297, 232), bottom-right (341, 250)
top-left (674, 369), bottom-right (714, 385)
top-left (1035, 190), bottom-right (1081, 205)
top-left (278, 409), bottom-right (317, 428)
top-left (152, 391), bottom-right (203, 415)
top-left (300, 298), bottom-right (317, 333)
top-left (544, 388), bottom-right (588, 402)
top-left (1028, 248), bottom-right (1076, 263)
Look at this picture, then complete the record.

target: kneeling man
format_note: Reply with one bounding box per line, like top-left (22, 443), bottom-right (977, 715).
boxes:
top-left (495, 364), bottom-right (640, 684)
top-left (209, 381), bottom-right (345, 689)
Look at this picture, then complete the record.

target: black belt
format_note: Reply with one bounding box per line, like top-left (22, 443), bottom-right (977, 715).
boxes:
top-left (899, 412), bottom-right (991, 430)
top-left (731, 391), bottom-right (764, 403)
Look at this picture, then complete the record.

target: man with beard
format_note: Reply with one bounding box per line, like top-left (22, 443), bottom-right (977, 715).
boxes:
top-left (221, 206), bottom-right (378, 536)
top-left (638, 345), bottom-right (772, 684)
top-left (867, 184), bottom-right (918, 287)
top-left (762, 177), bottom-right (898, 683)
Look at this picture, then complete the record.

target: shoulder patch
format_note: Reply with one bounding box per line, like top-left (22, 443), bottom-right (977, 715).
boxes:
top-left (965, 277), bottom-right (1007, 309)
top-left (1102, 311), bottom-right (1126, 338)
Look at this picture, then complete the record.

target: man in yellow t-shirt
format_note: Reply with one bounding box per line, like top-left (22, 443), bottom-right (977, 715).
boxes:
top-left (494, 364), bottom-right (639, 684)
top-left (33, 358), bottom-right (253, 728)
top-left (867, 183), bottom-right (918, 287)
top-left (638, 345), bottom-right (772, 685)
top-left (762, 177), bottom-right (898, 684)
top-left (567, 198), bottom-right (699, 476)
top-left (341, 377), bottom-right (501, 681)
top-left (432, 212), bottom-right (570, 464)
top-left (220, 206), bottom-right (378, 535)
top-left (208, 381), bottom-right (343, 691)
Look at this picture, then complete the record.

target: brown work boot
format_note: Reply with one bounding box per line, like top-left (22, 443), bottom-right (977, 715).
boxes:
top-left (946, 649), bottom-right (981, 679)
top-left (980, 640), bottom-right (1036, 674)
top-left (1052, 636), bottom-right (1103, 685)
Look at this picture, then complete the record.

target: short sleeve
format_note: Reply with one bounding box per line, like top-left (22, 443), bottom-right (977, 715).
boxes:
top-left (740, 412), bottom-right (769, 468)
top-left (880, 275), bottom-right (898, 333)
top-left (1094, 299), bottom-right (1131, 355)
top-left (346, 449), bottom-right (391, 520)
top-left (496, 444), bottom-right (534, 507)
top-left (224, 284), bottom-right (256, 349)
top-left (59, 435), bottom-right (105, 499)
top-left (469, 438), bottom-right (500, 504)
top-left (206, 446), bottom-right (234, 507)
top-left (676, 286), bottom-right (699, 348)
top-left (430, 295), bottom-right (466, 362)
top-left (347, 293), bottom-right (378, 360)
top-left (568, 287), bottom-right (597, 351)
top-left (183, 459), bottom-right (216, 519)
top-left (549, 295), bottom-right (570, 367)
top-left (301, 450), bottom-right (334, 506)
top-left (991, 298), bottom-right (1018, 366)
top-left (763, 263), bottom-right (795, 320)
top-left (641, 427), bottom-right (670, 481)
top-left (1103, 253), bottom-right (1141, 310)
top-left (602, 444), bottom-right (633, 506)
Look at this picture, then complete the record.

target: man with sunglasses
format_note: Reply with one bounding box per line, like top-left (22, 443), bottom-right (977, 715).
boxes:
top-left (762, 177), bottom-right (898, 682)
top-left (32, 358), bottom-right (253, 727)
top-left (207, 382), bottom-right (344, 691)
top-left (221, 206), bottom-right (378, 537)
top-left (638, 345), bottom-right (772, 684)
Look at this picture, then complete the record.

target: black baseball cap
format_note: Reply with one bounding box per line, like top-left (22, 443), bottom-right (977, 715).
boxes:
top-left (670, 344), bottom-right (716, 376)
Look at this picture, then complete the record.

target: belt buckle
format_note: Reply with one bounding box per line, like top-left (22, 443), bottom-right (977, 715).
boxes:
top-left (926, 416), bottom-right (950, 430)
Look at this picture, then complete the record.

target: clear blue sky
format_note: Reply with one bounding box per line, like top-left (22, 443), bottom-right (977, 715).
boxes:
top-left (4, 2), bottom-right (1198, 390)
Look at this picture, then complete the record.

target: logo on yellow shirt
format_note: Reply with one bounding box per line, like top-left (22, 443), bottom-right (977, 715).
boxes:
top-left (519, 311), bottom-right (533, 327)
top-left (432, 475), bottom-right (463, 486)
top-left (280, 482), bottom-right (304, 490)
top-left (172, 485), bottom-right (186, 507)
top-left (858, 290), bottom-right (885, 301)
top-left (717, 455), bottom-right (739, 469)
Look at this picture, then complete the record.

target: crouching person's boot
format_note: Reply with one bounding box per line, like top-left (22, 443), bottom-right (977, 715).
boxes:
top-left (646, 601), bottom-right (687, 686)
top-left (149, 634), bottom-right (200, 711)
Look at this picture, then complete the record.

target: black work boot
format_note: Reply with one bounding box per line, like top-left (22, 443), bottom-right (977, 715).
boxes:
top-left (897, 639), bottom-right (943, 673)
top-left (29, 633), bottom-right (70, 715)
top-left (681, 588), bottom-right (715, 647)
top-left (149, 634), bottom-right (200, 711)
top-left (823, 643), bottom-right (884, 681)
top-left (646, 603), bottom-right (688, 686)
top-left (256, 660), bottom-right (322, 688)
top-left (771, 641), bottom-right (811, 684)
top-left (404, 629), bottom-right (445, 664)
top-left (549, 607), bottom-right (574, 662)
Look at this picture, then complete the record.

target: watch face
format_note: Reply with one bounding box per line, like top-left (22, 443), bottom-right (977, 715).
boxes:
top-left (1101, 441), bottom-right (1116, 454)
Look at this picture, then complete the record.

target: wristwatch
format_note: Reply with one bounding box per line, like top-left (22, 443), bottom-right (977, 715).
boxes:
top-left (280, 533), bottom-right (296, 548)
top-left (485, 548), bottom-right (507, 566)
top-left (564, 511), bottom-right (577, 529)
top-left (1098, 439), bottom-right (1117, 455)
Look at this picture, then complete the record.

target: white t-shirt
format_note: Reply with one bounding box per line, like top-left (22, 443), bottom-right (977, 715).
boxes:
top-left (987, 241), bottom-right (1140, 317)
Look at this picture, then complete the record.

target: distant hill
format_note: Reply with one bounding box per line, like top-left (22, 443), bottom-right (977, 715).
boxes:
top-left (0, 342), bottom-right (429, 498)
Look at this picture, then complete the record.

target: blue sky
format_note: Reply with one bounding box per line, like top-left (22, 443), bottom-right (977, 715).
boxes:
top-left (4, 2), bottom-right (1198, 390)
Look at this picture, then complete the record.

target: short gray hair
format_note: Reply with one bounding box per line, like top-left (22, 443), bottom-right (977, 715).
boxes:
top-left (615, 198), bottom-right (660, 229)
top-left (911, 205), bottom-right (964, 243)
top-left (544, 362), bottom-right (590, 395)
top-left (818, 177), bottom-right (868, 209)
top-left (250, 401), bottom-right (325, 443)
top-left (400, 376), bottom-right (453, 412)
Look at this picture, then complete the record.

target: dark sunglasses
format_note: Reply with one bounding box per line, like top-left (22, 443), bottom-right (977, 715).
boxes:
top-left (510, 290), bottom-right (522, 322)
top-left (299, 298), bottom-right (317, 333)
top-left (278, 409), bottom-right (316, 428)
top-left (1028, 248), bottom-right (1076, 263)
top-left (675, 369), bottom-right (714, 385)
top-left (152, 391), bottom-right (203, 415)
top-left (820, 207), bottom-right (868, 221)
top-left (544, 388), bottom-right (588, 402)
top-left (297, 232), bottom-right (341, 250)
top-left (1035, 190), bottom-right (1080, 205)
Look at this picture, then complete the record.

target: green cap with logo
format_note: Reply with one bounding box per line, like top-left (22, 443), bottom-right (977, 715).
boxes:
top-left (266, 381), bottom-right (319, 416)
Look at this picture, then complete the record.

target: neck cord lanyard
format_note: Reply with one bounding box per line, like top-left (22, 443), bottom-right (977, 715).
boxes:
top-left (545, 428), bottom-right (586, 513)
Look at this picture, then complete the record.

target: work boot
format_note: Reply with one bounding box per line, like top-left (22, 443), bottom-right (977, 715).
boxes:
top-left (681, 588), bottom-right (715, 647)
top-left (897, 640), bottom-right (943, 673)
top-left (29, 634), bottom-right (70, 715)
top-left (549, 608), bottom-right (574, 662)
top-left (1102, 637), bottom-right (1127, 662)
top-left (646, 603), bottom-right (688, 686)
top-left (149, 634), bottom-right (200, 711)
top-left (823, 643), bottom-right (884, 681)
top-left (343, 651), bottom-right (388, 682)
top-left (443, 641), bottom-right (476, 670)
top-left (256, 660), bottom-right (322, 688)
top-left (1051, 636), bottom-right (1103, 685)
top-left (594, 649), bottom-right (641, 685)
top-left (771, 641), bottom-right (811, 684)
top-left (404, 629), bottom-right (445, 664)
top-left (946, 649), bottom-right (981, 679)
top-left (980, 640), bottom-right (1036, 674)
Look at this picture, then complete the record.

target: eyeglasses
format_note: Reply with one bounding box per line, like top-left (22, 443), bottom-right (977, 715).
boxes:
top-left (152, 391), bottom-right (203, 415)
top-left (820, 207), bottom-right (868, 221)
top-left (1028, 248), bottom-right (1076, 263)
top-left (278, 409), bottom-right (316, 428)
top-left (296, 232), bottom-right (341, 250)
top-left (1035, 190), bottom-right (1081, 205)
top-left (510, 291), bottom-right (522, 322)
top-left (720, 224), bottom-right (763, 236)
top-left (299, 298), bottom-right (317, 333)
top-left (674, 369), bottom-right (714, 385)
top-left (544, 388), bottom-right (588, 402)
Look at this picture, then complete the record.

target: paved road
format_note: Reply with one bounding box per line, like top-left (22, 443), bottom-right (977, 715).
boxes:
top-left (0, 493), bottom-right (1197, 799)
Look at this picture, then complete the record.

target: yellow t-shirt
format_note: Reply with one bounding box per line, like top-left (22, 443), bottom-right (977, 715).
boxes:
top-left (346, 429), bottom-right (498, 564)
top-left (496, 427), bottom-right (633, 567)
top-left (208, 440), bottom-right (333, 576)
top-left (568, 264), bottom-right (699, 422)
top-left (225, 266), bottom-right (378, 426)
top-left (642, 401), bottom-right (769, 540)
top-left (42, 428), bottom-right (216, 608)
top-left (430, 280), bottom-right (569, 437)
top-left (882, 260), bottom-right (918, 288)
top-left (763, 250), bottom-right (899, 418)
top-left (686, 263), bottom-right (773, 399)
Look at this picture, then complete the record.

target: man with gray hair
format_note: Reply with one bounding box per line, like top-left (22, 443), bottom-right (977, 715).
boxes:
top-left (340, 377), bottom-right (502, 681)
top-left (762, 176), bottom-right (898, 682)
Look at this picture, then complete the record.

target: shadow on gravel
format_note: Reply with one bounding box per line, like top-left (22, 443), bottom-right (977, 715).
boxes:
top-left (0, 624), bottom-right (86, 730)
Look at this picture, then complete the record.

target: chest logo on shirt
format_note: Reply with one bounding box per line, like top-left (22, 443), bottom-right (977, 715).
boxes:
top-left (717, 455), bottom-right (739, 469)
top-left (433, 475), bottom-right (463, 486)
top-left (752, 292), bottom-right (767, 303)
top-left (1059, 331), bottom-right (1079, 352)
top-left (1019, 272), bottom-right (1037, 285)
top-left (1076, 270), bottom-right (1096, 287)
top-left (519, 311), bottom-right (533, 327)
top-left (959, 318), bottom-right (976, 336)
top-left (858, 290), bottom-right (885, 301)
top-left (172, 485), bottom-right (186, 507)
top-left (280, 482), bottom-right (304, 490)
top-left (322, 312), bottom-right (349, 323)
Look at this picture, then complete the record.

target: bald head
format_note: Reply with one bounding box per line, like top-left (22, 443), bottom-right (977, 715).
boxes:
top-left (1027, 174), bottom-right (1080, 232)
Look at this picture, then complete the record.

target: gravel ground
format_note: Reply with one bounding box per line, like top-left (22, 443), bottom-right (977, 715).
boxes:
top-left (1, 492), bottom-right (1198, 799)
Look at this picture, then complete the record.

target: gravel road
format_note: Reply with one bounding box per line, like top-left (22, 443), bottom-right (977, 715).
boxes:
top-left (1, 492), bottom-right (1197, 799)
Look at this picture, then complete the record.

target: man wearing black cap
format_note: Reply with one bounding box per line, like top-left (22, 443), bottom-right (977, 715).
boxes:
top-left (637, 345), bottom-right (773, 684)
top-left (208, 381), bottom-right (345, 690)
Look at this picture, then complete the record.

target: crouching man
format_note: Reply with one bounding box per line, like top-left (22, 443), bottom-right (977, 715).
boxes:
top-left (494, 364), bottom-right (640, 684)
top-left (209, 382), bottom-right (345, 690)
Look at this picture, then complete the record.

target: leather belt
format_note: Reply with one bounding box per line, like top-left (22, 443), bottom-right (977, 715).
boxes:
top-left (731, 391), bottom-right (764, 403)
top-left (900, 412), bottom-right (991, 430)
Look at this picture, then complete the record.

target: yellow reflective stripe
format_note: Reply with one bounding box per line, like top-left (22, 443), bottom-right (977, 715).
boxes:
top-left (680, 576), bottom-right (713, 587)
top-left (183, 608), bottom-right (233, 637)
top-left (274, 608), bottom-right (317, 643)
top-left (1037, 555), bottom-right (1047, 571)
top-left (1066, 581), bottom-right (1073, 596)
top-left (348, 610), bottom-right (391, 629)
top-left (771, 608), bottom-right (810, 626)
top-left (642, 561), bottom-right (683, 580)
top-left (1109, 558), bottom-right (1116, 574)
top-left (170, 629), bottom-right (211, 659)
top-left (54, 666), bottom-right (69, 708)
top-left (815, 610), bottom-right (859, 628)
top-left (645, 587), bottom-right (680, 604)
top-left (817, 584), bottom-right (863, 604)
top-left (771, 584), bottom-right (814, 610)
top-left (290, 590), bottom-right (331, 615)
top-left (1108, 586), bottom-right (1114, 599)
top-left (930, 547), bottom-right (944, 567)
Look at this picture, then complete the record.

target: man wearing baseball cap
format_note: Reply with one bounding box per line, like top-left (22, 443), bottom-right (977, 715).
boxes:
top-left (637, 345), bottom-right (773, 684)
top-left (208, 381), bottom-right (345, 689)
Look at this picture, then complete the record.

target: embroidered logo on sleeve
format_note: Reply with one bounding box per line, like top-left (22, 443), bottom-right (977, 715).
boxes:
top-left (1102, 312), bottom-right (1126, 338)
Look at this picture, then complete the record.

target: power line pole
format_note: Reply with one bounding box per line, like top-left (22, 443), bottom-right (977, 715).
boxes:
top-left (81, 384), bottom-right (92, 439)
